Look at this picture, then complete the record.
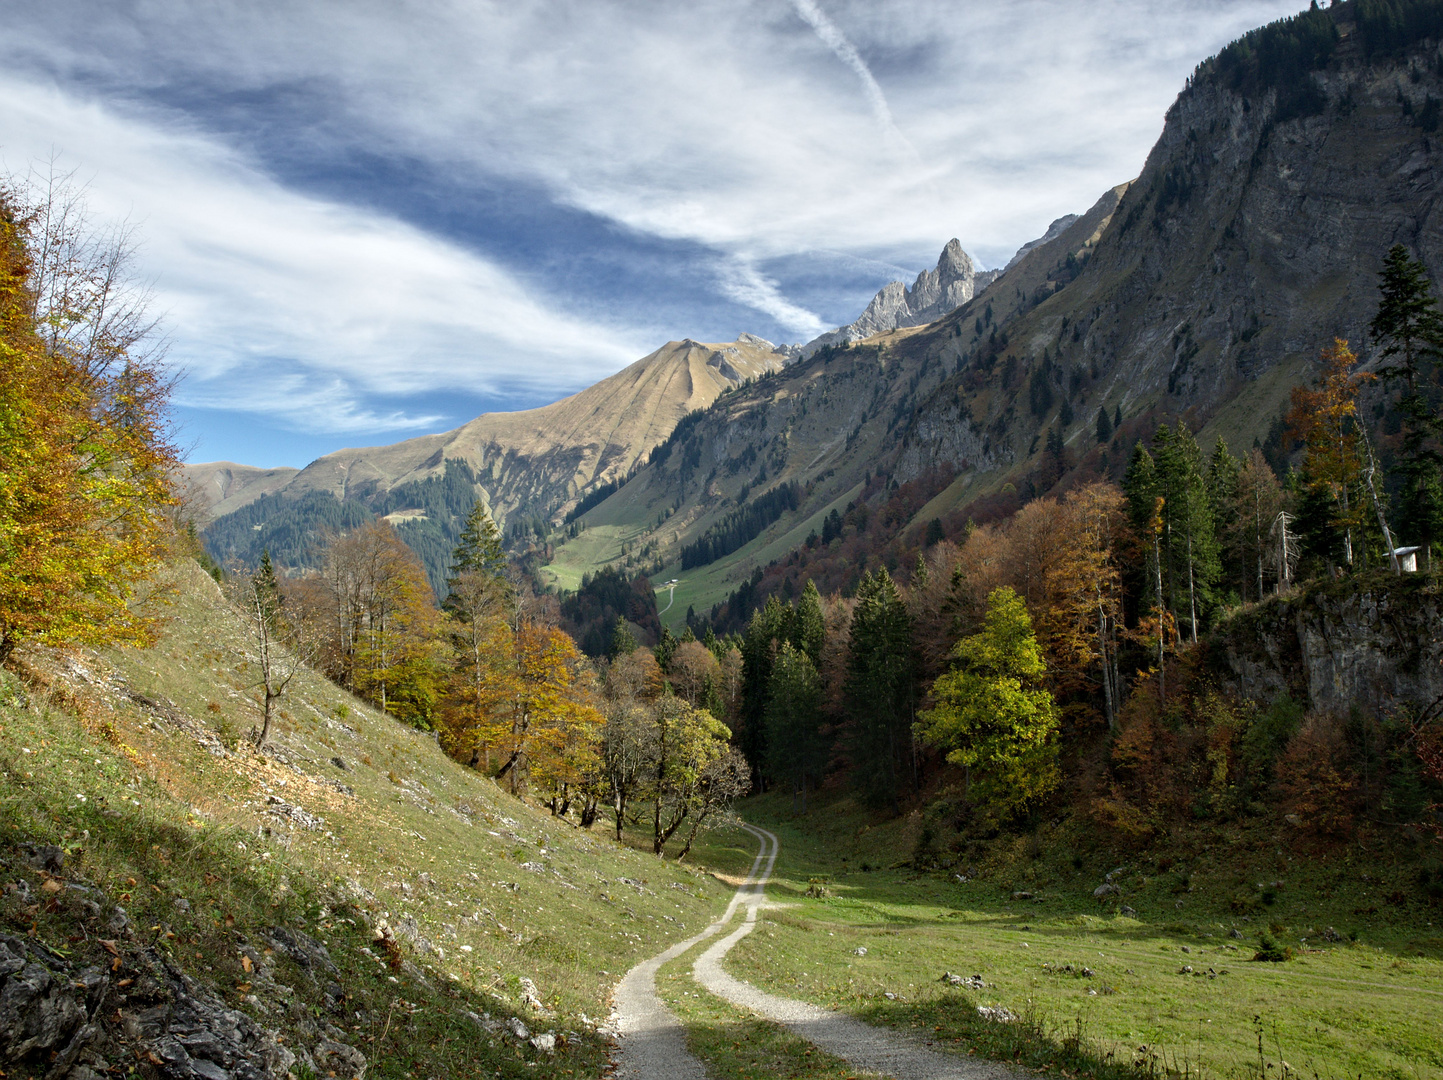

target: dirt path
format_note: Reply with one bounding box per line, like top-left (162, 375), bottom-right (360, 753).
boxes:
top-left (612, 824), bottom-right (1013, 1080)
top-left (608, 824), bottom-right (773, 1078)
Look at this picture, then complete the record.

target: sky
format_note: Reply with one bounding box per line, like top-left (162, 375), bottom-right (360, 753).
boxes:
top-left (0, 0), bottom-right (1307, 468)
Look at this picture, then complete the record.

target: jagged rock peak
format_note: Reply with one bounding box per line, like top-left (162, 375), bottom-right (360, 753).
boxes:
top-left (801, 239), bottom-right (983, 357)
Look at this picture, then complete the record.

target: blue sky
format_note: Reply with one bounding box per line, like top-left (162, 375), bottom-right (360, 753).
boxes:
top-left (0, 0), bottom-right (1305, 468)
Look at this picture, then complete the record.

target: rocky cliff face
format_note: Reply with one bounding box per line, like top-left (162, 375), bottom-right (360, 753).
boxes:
top-left (1217, 575), bottom-right (1443, 718)
top-left (802, 239), bottom-right (991, 356)
top-left (896, 4), bottom-right (1443, 491)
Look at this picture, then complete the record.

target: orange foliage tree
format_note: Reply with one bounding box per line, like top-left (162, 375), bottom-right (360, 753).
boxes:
top-left (1286, 339), bottom-right (1373, 567)
top-left (0, 180), bottom-right (177, 664)
top-left (486, 620), bottom-right (602, 798)
top-left (292, 521), bottom-right (444, 725)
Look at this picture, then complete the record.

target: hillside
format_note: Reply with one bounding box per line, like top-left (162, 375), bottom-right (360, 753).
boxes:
top-left (542, 187), bottom-right (1127, 616)
top-left (549, 0), bottom-right (1443, 623)
top-left (187, 334), bottom-right (792, 524)
top-left (0, 560), bottom-right (746, 1080)
top-left (192, 334), bottom-right (793, 592)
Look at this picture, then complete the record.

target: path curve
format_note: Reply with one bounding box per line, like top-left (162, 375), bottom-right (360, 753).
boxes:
top-left (608, 824), bottom-right (773, 1078)
top-left (613, 824), bottom-right (1012, 1080)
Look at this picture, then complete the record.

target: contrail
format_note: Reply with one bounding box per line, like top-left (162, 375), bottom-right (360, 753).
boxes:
top-left (790, 0), bottom-right (921, 163)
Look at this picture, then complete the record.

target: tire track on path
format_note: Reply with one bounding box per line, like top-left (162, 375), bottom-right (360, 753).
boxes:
top-left (613, 824), bottom-right (1013, 1079)
top-left (608, 824), bottom-right (774, 1078)
top-left (692, 825), bottom-right (1012, 1080)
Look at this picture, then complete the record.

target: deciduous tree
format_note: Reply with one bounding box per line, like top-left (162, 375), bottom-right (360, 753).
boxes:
top-left (917, 586), bottom-right (1059, 821)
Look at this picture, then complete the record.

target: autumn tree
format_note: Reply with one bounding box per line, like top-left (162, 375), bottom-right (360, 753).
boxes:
top-left (296, 522), bottom-right (444, 725)
top-left (917, 586), bottom-right (1059, 821)
top-left (439, 502), bottom-right (512, 769)
top-left (1226, 450), bottom-right (1288, 600)
top-left (1043, 484), bottom-right (1127, 728)
top-left (644, 696), bottom-right (734, 855)
top-left (1287, 339), bottom-right (1374, 570)
top-left (0, 175), bottom-right (178, 664)
top-left (668, 640), bottom-right (720, 706)
top-left (488, 620), bottom-right (602, 797)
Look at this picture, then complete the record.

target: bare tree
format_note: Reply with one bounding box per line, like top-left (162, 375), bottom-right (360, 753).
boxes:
top-left (229, 554), bottom-right (315, 750)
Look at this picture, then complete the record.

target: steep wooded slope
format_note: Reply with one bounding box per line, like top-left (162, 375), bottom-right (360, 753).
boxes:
top-left (552, 1), bottom-right (1443, 620)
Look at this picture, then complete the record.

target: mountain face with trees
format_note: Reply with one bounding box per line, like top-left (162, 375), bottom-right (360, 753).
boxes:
top-left (543, 0), bottom-right (1443, 628)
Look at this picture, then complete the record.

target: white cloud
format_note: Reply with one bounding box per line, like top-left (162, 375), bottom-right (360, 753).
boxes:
top-left (0, 0), bottom-right (1312, 441)
top-left (0, 74), bottom-right (647, 433)
top-left (716, 258), bottom-right (826, 339)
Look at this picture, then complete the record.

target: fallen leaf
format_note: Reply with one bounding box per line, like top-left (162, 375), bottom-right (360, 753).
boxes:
top-left (117, 978), bottom-right (133, 988)
top-left (41, 879), bottom-right (62, 894)
top-left (241, 955), bottom-right (253, 973)
top-left (99, 939), bottom-right (120, 956)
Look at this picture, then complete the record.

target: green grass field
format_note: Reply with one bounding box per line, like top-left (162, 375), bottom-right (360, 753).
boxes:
top-left (680, 790), bottom-right (1443, 1079)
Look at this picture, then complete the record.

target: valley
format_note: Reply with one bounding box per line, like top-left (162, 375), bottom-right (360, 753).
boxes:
top-left (6, 3), bottom-right (1443, 1080)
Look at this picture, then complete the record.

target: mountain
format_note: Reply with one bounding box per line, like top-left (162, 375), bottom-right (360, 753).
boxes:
top-left (185, 334), bottom-right (793, 524)
top-left (800, 239), bottom-right (996, 356)
top-left (548, 0), bottom-right (1443, 624)
top-left (181, 461), bottom-right (300, 513)
top-left (192, 334), bottom-right (794, 596)
top-left (541, 190), bottom-right (1121, 608)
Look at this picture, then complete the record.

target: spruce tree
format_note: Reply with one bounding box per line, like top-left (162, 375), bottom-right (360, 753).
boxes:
top-left (452, 499), bottom-right (507, 578)
top-left (792, 580), bottom-right (826, 668)
top-left (1095, 406), bottom-right (1113, 443)
top-left (1371, 244), bottom-right (1443, 564)
top-left (764, 643), bottom-right (825, 813)
top-left (843, 569), bottom-right (916, 809)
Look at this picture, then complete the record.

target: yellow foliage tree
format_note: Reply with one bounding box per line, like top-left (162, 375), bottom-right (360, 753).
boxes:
top-left (0, 183), bottom-right (176, 664)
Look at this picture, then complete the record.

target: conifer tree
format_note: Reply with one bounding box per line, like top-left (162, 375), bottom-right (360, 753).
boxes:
top-left (452, 499), bottom-right (507, 578)
top-left (792, 579), bottom-right (826, 668)
top-left (1095, 406), bottom-right (1114, 443)
top-left (764, 642), bottom-right (825, 813)
top-left (1371, 244), bottom-right (1443, 564)
top-left (843, 569), bottom-right (916, 809)
top-left (740, 595), bottom-right (788, 784)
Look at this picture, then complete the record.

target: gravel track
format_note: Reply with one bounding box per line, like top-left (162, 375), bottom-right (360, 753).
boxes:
top-left (613, 823), bottom-right (1012, 1080)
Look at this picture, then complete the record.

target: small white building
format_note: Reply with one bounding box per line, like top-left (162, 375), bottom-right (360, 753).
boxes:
top-left (1392, 545), bottom-right (1421, 572)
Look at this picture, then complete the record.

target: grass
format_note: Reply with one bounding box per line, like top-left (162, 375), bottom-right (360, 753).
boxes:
top-left (0, 559), bottom-right (746, 1079)
top-left (694, 789), bottom-right (1443, 1079)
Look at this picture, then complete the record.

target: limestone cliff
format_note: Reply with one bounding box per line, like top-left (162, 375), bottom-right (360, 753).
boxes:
top-left (1217, 574), bottom-right (1443, 718)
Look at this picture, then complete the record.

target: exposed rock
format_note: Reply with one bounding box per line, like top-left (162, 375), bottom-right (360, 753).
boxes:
top-left (265, 928), bottom-right (340, 982)
top-left (0, 935), bottom-right (84, 1062)
top-left (1093, 883), bottom-right (1120, 899)
top-left (22, 845), bottom-right (65, 873)
top-left (1218, 577), bottom-right (1443, 718)
top-left (976, 1005), bottom-right (1018, 1023)
top-left (802, 239), bottom-right (984, 356)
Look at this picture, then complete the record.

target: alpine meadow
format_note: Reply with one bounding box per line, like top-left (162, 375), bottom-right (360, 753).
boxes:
top-left (7, 3), bottom-right (1443, 1080)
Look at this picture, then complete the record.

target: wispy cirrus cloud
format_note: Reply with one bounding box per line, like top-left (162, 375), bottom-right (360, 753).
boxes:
top-left (0, 0), bottom-right (1310, 465)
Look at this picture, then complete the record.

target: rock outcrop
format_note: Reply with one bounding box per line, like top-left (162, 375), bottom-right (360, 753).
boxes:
top-left (802, 239), bottom-right (988, 356)
top-left (1217, 575), bottom-right (1443, 717)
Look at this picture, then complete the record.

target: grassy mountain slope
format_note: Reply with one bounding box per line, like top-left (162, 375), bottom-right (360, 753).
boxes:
top-left (185, 335), bottom-right (791, 527)
top-left (0, 560), bottom-right (746, 1080)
